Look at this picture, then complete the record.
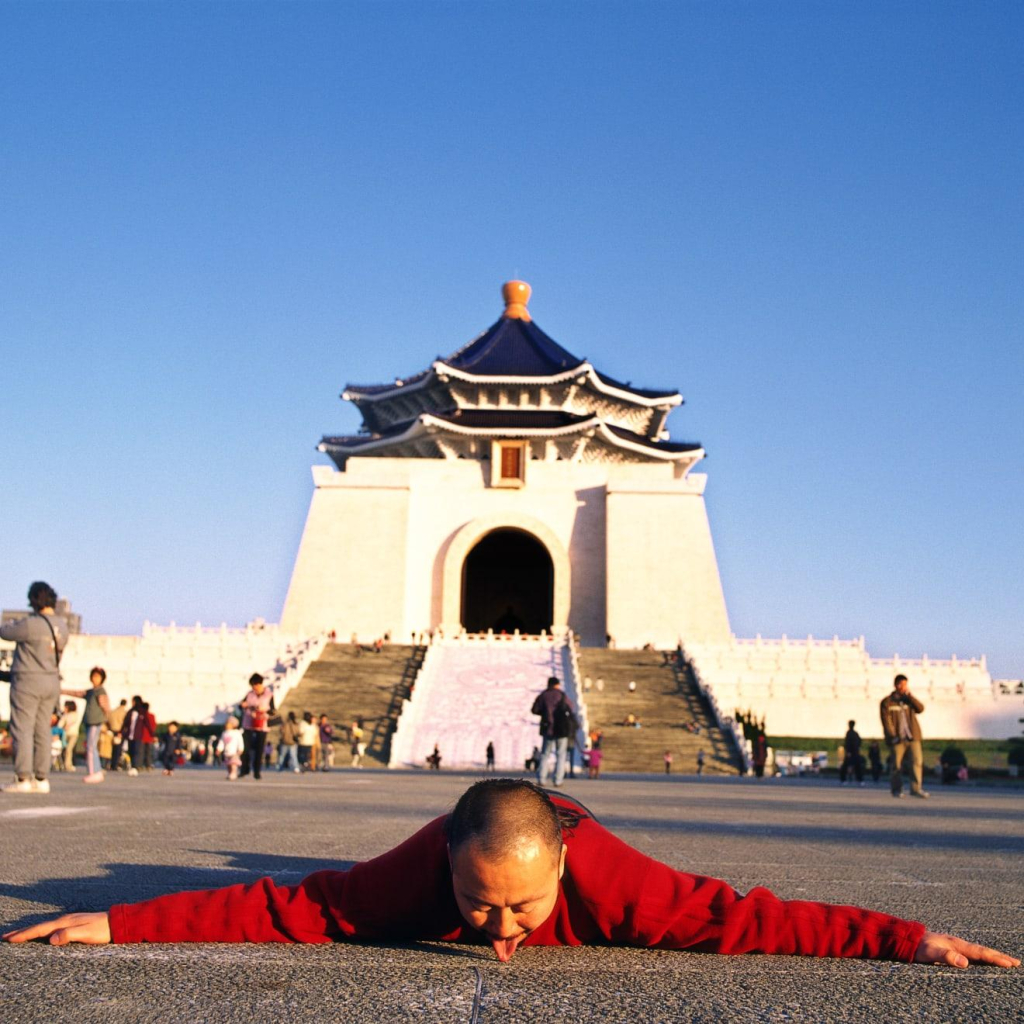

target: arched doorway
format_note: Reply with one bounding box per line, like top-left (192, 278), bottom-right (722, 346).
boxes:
top-left (461, 529), bottom-right (554, 634)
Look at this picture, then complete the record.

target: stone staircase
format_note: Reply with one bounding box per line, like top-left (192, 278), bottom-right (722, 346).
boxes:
top-left (576, 649), bottom-right (741, 775)
top-left (278, 643), bottom-right (425, 766)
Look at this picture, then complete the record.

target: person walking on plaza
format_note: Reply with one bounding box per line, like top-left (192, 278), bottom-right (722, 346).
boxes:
top-left (531, 677), bottom-right (576, 788)
top-left (123, 696), bottom-right (145, 776)
top-left (840, 720), bottom-right (865, 786)
top-left (98, 724), bottom-right (114, 770)
top-left (881, 674), bottom-right (929, 799)
top-left (140, 703), bottom-right (157, 772)
top-left (0, 582), bottom-right (69, 795)
top-left (61, 667), bottom-right (111, 784)
top-left (160, 722), bottom-right (182, 776)
top-left (297, 712), bottom-right (317, 771)
top-left (239, 674), bottom-right (274, 781)
top-left (49, 714), bottom-right (65, 773)
top-left (318, 714), bottom-right (334, 772)
top-left (349, 719), bottom-right (366, 768)
top-left (664, 750), bottom-right (673, 775)
top-left (277, 711), bottom-right (300, 773)
top-left (485, 741), bottom-right (495, 772)
top-left (696, 749), bottom-right (706, 776)
top-left (108, 698), bottom-right (128, 772)
top-left (61, 699), bottom-right (82, 772)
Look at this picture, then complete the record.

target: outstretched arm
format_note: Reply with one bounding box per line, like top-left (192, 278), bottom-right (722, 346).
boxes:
top-left (2, 816), bottom-right (459, 947)
top-left (567, 816), bottom-right (1020, 966)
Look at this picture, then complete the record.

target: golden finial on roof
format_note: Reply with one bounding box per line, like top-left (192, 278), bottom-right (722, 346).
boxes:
top-left (501, 280), bottom-right (532, 321)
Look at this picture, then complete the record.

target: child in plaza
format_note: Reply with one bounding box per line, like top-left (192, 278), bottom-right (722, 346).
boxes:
top-left (160, 722), bottom-right (182, 776)
top-left (61, 667), bottom-right (111, 783)
top-left (217, 717), bottom-right (244, 781)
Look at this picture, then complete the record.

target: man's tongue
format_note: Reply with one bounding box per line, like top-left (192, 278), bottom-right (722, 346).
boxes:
top-left (491, 936), bottom-right (520, 962)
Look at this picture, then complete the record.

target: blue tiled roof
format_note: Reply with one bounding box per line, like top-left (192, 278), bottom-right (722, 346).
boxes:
top-left (344, 315), bottom-right (680, 402)
top-left (443, 317), bottom-right (584, 376)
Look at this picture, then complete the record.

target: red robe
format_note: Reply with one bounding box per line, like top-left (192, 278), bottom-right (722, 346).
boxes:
top-left (108, 798), bottom-right (924, 960)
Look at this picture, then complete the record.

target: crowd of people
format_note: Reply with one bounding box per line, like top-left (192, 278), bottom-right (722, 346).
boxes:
top-left (0, 584), bottom-right (375, 791)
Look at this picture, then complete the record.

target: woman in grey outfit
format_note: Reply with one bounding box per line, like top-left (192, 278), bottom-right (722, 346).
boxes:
top-left (1, 582), bottom-right (69, 794)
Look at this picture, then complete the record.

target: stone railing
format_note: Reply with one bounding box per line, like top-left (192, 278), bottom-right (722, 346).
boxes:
top-left (680, 646), bottom-right (750, 773)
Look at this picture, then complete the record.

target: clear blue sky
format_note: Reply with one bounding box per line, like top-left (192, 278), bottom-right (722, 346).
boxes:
top-left (2, 2), bottom-right (1021, 677)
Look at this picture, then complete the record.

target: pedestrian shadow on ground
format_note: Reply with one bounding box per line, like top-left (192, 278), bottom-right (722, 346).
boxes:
top-left (0, 850), bottom-right (356, 933)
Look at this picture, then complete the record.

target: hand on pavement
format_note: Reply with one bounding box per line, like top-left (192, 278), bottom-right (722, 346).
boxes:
top-left (2, 912), bottom-right (112, 946)
top-left (915, 931), bottom-right (1020, 969)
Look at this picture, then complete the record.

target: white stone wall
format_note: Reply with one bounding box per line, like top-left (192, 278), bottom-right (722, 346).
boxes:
top-left (686, 637), bottom-right (1022, 740)
top-left (280, 457), bottom-right (732, 649)
top-left (606, 471), bottom-right (732, 647)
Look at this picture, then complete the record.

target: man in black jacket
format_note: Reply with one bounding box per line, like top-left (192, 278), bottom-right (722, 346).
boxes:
top-left (530, 677), bottom-right (576, 788)
top-left (840, 720), bottom-right (864, 785)
top-left (880, 674), bottom-right (928, 799)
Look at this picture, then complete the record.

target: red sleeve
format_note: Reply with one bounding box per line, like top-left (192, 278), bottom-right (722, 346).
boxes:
top-left (109, 871), bottom-right (349, 944)
top-left (563, 816), bottom-right (925, 961)
top-left (632, 864), bottom-right (925, 960)
top-left (108, 817), bottom-right (462, 944)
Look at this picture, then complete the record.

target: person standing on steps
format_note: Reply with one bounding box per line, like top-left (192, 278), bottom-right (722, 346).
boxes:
top-left (880, 674), bottom-right (929, 799)
top-left (485, 741), bottom-right (495, 772)
top-left (1, 582), bottom-right (70, 795)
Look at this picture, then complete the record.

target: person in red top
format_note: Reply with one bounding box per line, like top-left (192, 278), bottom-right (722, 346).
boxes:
top-left (140, 703), bottom-right (157, 772)
top-left (2, 780), bottom-right (1018, 972)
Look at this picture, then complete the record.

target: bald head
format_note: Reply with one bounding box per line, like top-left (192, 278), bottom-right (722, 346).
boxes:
top-left (446, 779), bottom-right (562, 864)
top-left (446, 779), bottom-right (568, 962)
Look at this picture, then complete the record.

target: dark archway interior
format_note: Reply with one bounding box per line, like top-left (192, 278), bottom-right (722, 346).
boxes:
top-left (462, 529), bottom-right (554, 635)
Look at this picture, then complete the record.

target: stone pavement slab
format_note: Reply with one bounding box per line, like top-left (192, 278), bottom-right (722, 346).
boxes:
top-left (1, 769), bottom-right (1021, 1023)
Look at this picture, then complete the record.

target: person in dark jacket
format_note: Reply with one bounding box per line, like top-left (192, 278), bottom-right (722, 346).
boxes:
top-left (868, 739), bottom-right (883, 783)
top-left (840, 720), bottom-right (864, 785)
top-left (530, 677), bottom-right (576, 788)
top-left (160, 722), bottom-right (182, 776)
top-left (880, 674), bottom-right (928, 799)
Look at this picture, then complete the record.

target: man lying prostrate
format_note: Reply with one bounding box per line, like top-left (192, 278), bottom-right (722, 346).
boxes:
top-left (3, 780), bottom-right (1019, 970)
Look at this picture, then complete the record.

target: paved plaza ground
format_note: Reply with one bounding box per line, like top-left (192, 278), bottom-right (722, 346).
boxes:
top-left (1, 767), bottom-right (1021, 1023)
